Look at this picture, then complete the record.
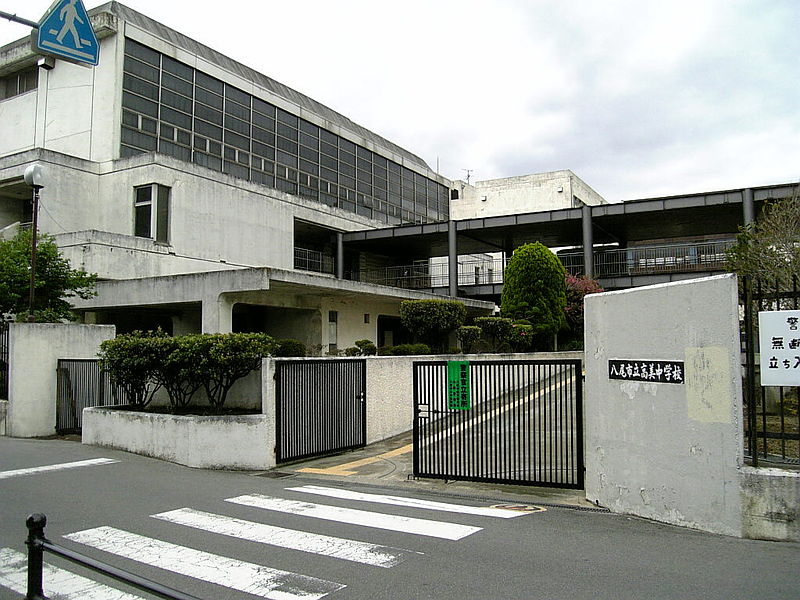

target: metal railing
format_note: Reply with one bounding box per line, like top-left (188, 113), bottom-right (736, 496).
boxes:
top-left (294, 247), bottom-right (334, 274)
top-left (345, 241), bottom-right (734, 290)
top-left (25, 514), bottom-right (200, 600)
top-left (742, 276), bottom-right (799, 466)
top-left (56, 359), bottom-right (128, 432)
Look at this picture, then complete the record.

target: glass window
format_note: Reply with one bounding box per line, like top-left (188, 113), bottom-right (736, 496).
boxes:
top-left (122, 127), bottom-right (157, 151)
top-left (134, 184), bottom-right (170, 243)
top-left (195, 87), bottom-right (223, 109)
top-left (161, 89), bottom-right (192, 113)
top-left (299, 159), bottom-right (319, 176)
top-left (123, 56), bottom-right (159, 83)
top-left (277, 136), bottom-right (298, 154)
top-left (225, 114), bottom-right (250, 135)
top-left (276, 150), bottom-right (298, 168)
top-left (225, 130), bottom-right (250, 151)
top-left (276, 108), bottom-right (298, 127)
top-left (277, 121), bottom-right (298, 141)
top-left (162, 56), bottom-right (193, 81)
top-left (339, 138), bottom-right (355, 154)
top-left (320, 141), bottom-right (338, 158)
top-left (162, 73), bottom-right (192, 97)
top-left (253, 97), bottom-right (275, 117)
top-left (195, 103), bottom-right (223, 125)
top-left (125, 39), bottom-right (159, 66)
top-left (299, 132), bottom-right (318, 148)
top-left (194, 119), bottom-right (222, 141)
top-left (225, 84), bottom-right (250, 106)
top-left (253, 126), bottom-right (275, 145)
top-left (225, 100), bottom-right (250, 121)
top-left (252, 141), bottom-right (275, 160)
top-left (122, 91), bottom-right (158, 118)
top-left (320, 129), bottom-right (338, 145)
top-left (196, 71), bottom-right (224, 94)
top-left (299, 145), bottom-right (318, 161)
top-left (253, 112), bottom-right (275, 131)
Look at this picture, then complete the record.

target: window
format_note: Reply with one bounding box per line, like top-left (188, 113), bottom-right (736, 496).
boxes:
top-left (0, 67), bottom-right (38, 100)
top-left (134, 184), bottom-right (170, 243)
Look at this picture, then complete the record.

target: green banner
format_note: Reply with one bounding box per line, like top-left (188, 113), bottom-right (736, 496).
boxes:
top-left (447, 360), bottom-right (471, 410)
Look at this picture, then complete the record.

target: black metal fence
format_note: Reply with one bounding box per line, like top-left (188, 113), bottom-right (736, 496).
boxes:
top-left (413, 359), bottom-right (583, 489)
top-left (275, 359), bottom-right (366, 463)
top-left (25, 514), bottom-right (199, 600)
top-left (56, 359), bottom-right (128, 433)
top-left (0, 321), bottom-right (8, 400)
top-left (742, 276), bottom-right (799, 466)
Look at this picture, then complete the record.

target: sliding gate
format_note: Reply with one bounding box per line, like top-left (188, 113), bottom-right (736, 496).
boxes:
top-left (275, 359), bottom-right (366, 463)
top-left (413, 359), bottom-right (583, 489)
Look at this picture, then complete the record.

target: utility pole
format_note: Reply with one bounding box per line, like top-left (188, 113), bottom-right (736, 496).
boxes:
top-left (23, 165), bottom-right (46, 322)
top-left (462, 169), bottom-right (473, 185)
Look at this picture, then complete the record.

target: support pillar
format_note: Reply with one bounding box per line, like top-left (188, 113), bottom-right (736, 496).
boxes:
top-left (582, 203), bottom-right (594, 279)
top-left (742, 188), bottom-right (755, 226)
top-left (448, 220), bottom-right (458, 297)
top-left (336, 232), bottom-right (344, 279)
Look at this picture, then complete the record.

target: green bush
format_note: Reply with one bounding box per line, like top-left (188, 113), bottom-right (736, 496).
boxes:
top-left (399, 299), bottom-right (466, 352)
top-left (506, 323), bottom-right (535, 352)
top-left (355, 339), bottom-right (377, 356)
top-left (501, 243), bottom-right (567, 349)
top-left (456, 326), bottom-right (481, 353)
top-left (274, 338), bottom-right (307, 357)
top-left (344, 346), bottom-right (360, 356)
top-left (474, 317), bottom-right (513, 352)
top-left (98, 330), bottom-right (167, 407)
top-left (152, 335), bottom-right (202, 408)
top-left (378, 343), bottom-right (432, 356)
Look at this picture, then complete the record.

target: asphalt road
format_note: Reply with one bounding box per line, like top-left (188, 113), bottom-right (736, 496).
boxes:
top-left (1, 436), bottom-right (797, 600)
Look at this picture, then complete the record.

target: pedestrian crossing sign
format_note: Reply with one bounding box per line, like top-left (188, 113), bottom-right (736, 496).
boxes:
top-left (36, 0), bottom-right (99, 66)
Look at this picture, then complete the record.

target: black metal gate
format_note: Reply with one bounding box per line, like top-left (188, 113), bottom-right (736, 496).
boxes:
top-left (413, 359), bottom-right (583, 489)
top-left (0, 321), bottom-right (8, 400)
top-left (275, 359), bottom-right (366, 463)
top-left (56, 359), bottom-right (127, 433)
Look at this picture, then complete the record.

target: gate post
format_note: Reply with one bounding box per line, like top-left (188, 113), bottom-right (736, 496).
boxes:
top-left (26, 513), bottom-right (47, 600)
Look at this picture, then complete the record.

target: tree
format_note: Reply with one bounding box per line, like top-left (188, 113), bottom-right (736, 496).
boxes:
top-left (399, 299), bottom-right (467, 352)
top-left (565, 274), bottom-right (604, 334)
top-left (0, 229), bottom-right (96, 321)
top-left (726, 188), bottom-right (800, 288)
top-left (500, 242), bottom-right (567, 346)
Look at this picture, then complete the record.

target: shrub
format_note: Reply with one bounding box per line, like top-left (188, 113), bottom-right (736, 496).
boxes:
top-left (98, 330), bottom-right (166, 407)
top-left (399, 299), bottom-right (467, 352)
top-left (354, 339), bottom-right (377, 356)
top-left (456, 326), bottom-right (481, 353)
top-left (274, 338), bottom-right (307, 357)
top-left (344, 346), bottom-right (360, 356)
top-left (501, 243), bottom-right (567, 348)
top-left (506, 323), bottom-right (535, 352)
top-left (564, 274), bottom-right (603, 346)
top-left (474, 317), bottom-right (513, 352)
top-left (152, 335), bottom-right (202, 408)
top-left (379, 343), bottom-right (432, 356)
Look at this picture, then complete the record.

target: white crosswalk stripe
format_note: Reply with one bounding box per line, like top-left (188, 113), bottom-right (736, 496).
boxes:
top-left (153, 507), bottom-right (420, 567)
top-left (226, 494), bottom-right (484, 540)
top-left (0, 547), bottom-right (144, 600)
top-left (64, 526), bottom-right (346, 600)
top-left (0, 458), bottom-right (118, 480)
top-left (287, 485), bottom-right (527, 518)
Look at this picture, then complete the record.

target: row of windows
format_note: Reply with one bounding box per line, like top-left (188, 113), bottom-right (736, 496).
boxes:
top-left (121, 38), bottom-right (449, 224)
top-left (0, 67), bottom-right (37, 101)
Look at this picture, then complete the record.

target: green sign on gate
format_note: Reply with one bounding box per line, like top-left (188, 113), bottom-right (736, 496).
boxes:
top-left (447, 360), bottom-right (471, 410)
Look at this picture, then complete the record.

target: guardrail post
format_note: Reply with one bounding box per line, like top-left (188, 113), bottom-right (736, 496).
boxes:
top-left (26, 513), bottom-right (47, 600)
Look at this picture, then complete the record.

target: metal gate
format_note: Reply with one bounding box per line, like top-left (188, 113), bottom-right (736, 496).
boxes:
top-left (0, 321), bottom-right (8, 400)
top-left (56, 359), bottom-right (127, 433)
top-left (413, 359), bottom-right (583, 489)
top-left (275, 359), bottom-right (366, 463)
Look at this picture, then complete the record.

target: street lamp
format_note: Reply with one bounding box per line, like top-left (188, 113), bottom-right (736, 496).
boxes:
top-left (23, 164), bottom-right (45, 322)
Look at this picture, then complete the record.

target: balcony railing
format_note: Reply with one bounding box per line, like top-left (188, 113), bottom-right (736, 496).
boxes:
top-left (342, 240), bottom-right (735, 290)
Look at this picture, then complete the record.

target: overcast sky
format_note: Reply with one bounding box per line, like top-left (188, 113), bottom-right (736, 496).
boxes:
top-left (2, 0), bottom-right (797, 202)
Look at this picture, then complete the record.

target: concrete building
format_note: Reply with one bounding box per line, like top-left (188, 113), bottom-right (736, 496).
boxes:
top-left (0, 2), bottom-right (795, 346)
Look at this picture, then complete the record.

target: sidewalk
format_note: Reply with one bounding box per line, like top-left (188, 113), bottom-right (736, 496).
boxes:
top-left (270, 431), bottom-right (599, 510)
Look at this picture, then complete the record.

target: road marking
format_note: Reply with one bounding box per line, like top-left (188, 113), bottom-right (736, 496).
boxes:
top-left (297, 443), bottom-right (413, 476)
top-left (0, 458), bottom-right (118, 480)
top-left (153, 507), bottom-right (420, 568)
top-left (288, 485), bottom-right (529, 518)
top-left (64, 526), bottom-right (345, 600)
top-left (226, 494), bottom-right (483, 540)
top-left (0, 547), bottom-right (144, 599)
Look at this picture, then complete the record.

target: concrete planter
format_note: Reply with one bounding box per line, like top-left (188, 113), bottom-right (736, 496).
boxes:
top-left (82, 407), bottom-right (273, 470)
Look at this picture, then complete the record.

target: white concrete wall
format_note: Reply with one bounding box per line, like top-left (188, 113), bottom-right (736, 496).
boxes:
top-left (0, 91), bottom-right (37, 155)
top-left (6, 323), bottom-right (116, 438)
top-left (741, 466), bottom-right (800, 542)
top-left (82, 408), bottom-right (271, 470)
top-left (584, 274), bottom-right (744, 536)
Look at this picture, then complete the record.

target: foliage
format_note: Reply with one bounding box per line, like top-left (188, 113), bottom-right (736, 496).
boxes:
top-left (99, 332), bottom-right (276, 412)
top-left (345, 339), bottom-right (377, 356)
top-left (726, 189), bottom-right (800, 288)
top-left (0, 229), bottom-right (96, 321)
top-left (274, 338), bottom-right (307, 357)
top-left (564, 274), bottom-right (604, 334)
top-left (474, 317), bottom-right (513, 352)
top-left (399, 299), bottom-right (467, 352)
top-left (98, 330), bottom-right (166, 407)
top-left (456, 326), bottom-right (481, 353)
top-left (500, 243), bottom-right (567, 347)
top-left (377, 343), bottom-right (432, 356)
top-left (507, 323), bottom-right (535, 352)
top-left (188, 333), bottom-right (276, 412)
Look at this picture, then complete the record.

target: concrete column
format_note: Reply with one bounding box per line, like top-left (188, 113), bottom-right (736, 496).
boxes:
top-left (742, 188), bottom-right (755, 226)
top-left (582, 203), bottom-right (594, 278)
top-left (448, 220), bottom-right (458, 297)
top-left (336, 232), bottom-right (344, 279)
top-left (201, 293), bottom-right (234, 333)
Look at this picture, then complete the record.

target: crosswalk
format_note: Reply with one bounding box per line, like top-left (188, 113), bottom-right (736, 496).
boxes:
top-left (0, 484), bottom-right (540, 600)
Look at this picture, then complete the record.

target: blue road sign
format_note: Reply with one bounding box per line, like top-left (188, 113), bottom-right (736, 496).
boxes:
top-left (36, 0), bottom-right (99, 66)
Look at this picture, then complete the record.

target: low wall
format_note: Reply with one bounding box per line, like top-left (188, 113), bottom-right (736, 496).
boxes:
top-left (584, 275), bottom-right (744, 536)
top-left (0, 400), bottom-right (6, 435)
top-left (82, 407), bottom-right (271, 470)
top-left (741, 466), bottom-right (800, 542)
top-left (7, 323), bottom-right (116, 437)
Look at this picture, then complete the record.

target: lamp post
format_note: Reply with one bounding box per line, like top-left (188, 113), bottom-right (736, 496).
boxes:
top-left (23, 164), bottom-right (45, 322)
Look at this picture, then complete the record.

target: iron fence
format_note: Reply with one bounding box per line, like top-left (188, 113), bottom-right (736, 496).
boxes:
top-left (413, 359), bottom-right (583, 489)
top-left (0, 321), bottom-right (8, 400)
top-left (742, 276), bottom-right (799, 466)
top-left (275, 359), bottom-right (366, 463)
top-left (294, 247), bottom-right (335, 274)
top-left (56, 359), bottom-right (128, 433)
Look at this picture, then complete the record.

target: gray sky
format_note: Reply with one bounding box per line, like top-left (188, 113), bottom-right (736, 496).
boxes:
top-left (2, 0), bottom-right (797, 202)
